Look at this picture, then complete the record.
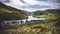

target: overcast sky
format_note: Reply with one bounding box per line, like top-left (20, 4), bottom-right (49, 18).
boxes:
top-left (0, 0), bottom-right (60, 12)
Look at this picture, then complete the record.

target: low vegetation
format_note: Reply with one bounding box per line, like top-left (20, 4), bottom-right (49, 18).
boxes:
top-left (0, 21), bottom-right (56, 34)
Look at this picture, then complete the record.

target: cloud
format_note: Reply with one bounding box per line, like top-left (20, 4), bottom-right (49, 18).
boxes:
top-left (36, 0), bottom-right (47, 2)
top-left (47, 0), bottom-right (60, 3)
top-left (21, 5), bottom-right (49, 9)
top-left (20, 0), bottom-right (27, 4)
top-left (0, 0), bottom-right (10, 3)
top-left (0, 0), bottom-right (60, 12)
top-left (47, 0), bottom-right (60, 9)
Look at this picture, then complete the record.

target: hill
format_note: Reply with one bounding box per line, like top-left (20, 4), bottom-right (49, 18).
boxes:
top-left (0, 2), bottom-right (28, 21)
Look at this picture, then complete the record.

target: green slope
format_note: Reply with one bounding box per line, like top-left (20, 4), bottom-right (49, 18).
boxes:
top-left (32, 10), bottom-right (60, 21)
top-left (0, 2), bottom-right (28, 21)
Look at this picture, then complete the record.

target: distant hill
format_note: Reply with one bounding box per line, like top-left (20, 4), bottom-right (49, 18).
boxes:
top-left (0, 2), bottom-right (28, 21)
top-left (45, 9), bottom-right (60, 14)
top-left (31, 10), bottom-right (44, 16)
top-left (32, 9), bottom-right (60, 20)
top-left (32, 9), bottom-right (60, 15)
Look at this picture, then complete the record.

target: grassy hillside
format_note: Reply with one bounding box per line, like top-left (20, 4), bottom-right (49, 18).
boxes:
top-left (32, 10), bottom-right (60, 21)
top-left (0, 2), bottom-right (28, 21)
top-left (32, 10), bottom-right (60, 34)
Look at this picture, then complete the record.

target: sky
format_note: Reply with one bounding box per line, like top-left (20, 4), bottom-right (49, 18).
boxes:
top-left (0, 0), bottom-right (60, 12)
